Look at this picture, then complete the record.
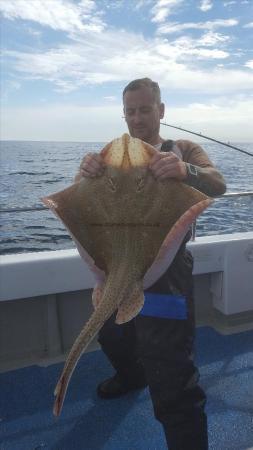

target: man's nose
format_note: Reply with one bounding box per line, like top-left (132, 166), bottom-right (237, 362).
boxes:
top-left (132, 110), bottom-right (143, 123)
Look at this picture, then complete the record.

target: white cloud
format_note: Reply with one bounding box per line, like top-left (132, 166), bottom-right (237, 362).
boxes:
top-left (1, 0), bottom-right (252, 143)
top-left (4, 47), bottom-right (90, 92)
top-left (1, 79), bottom-right (21, 101)
top-left (3, 31), bottom-right (253, 97)
top-left (2, 98), bottom-right (253, 142)
top-left (199, 0), bottom-right (213, 12)
top-left (157, 18), bottom-right (238, 34)
top-left (134, 0), bottom-right (151, 10)
top-left (164, 98), bottom-right (253, 141)
top-left (0, 0), bottom-right (105, 33)
top-left (223, 1), bottom-right (236, 6)
top-left (198, 31), bottom-right (230, 46)
top-left (151, 0), bottom-right (183, 23)
top-left (26, 27), bottom-right (42, 37)
top-left (245, 60), bottom-right (253, 69)
top-left (157, 36), bottom-right (229, 59)
top-left (1, 104), bottom-right (125, 141)
top-left (103, 96), bottom-right (117, 101)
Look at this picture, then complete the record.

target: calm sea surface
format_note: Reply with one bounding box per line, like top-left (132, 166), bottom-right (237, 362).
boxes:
top-left (0, 140), bottom-right (253, 255)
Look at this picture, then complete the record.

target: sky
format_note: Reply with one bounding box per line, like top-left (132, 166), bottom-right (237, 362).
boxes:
top-left (1, 0), bottom-right (253, 142)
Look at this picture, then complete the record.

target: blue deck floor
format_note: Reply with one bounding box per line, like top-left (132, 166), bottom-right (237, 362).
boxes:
top-left (1, 327), bottom-right (253, 450)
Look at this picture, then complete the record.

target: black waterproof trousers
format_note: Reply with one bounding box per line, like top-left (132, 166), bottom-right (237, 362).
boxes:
top-left (98, 248), bottom-right (208, 450)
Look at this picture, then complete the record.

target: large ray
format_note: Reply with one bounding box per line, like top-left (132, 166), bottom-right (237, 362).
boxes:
top-left (42, 133), bottom-right (213, 416)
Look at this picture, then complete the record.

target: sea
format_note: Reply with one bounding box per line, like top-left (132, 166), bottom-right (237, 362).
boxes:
top-left (0, 140), bottom-right (253, 255)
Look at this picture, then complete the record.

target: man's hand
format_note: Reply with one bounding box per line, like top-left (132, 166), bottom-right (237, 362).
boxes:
top-left (149, 152), bottom-right (187, 181)
top-left (79, 153), bottom-right (105, 178)
top-left (74, 153), bottom-right (105, 182)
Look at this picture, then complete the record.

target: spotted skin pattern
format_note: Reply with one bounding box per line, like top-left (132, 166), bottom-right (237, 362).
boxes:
top-left (42, 134), bottom-right (213, 416)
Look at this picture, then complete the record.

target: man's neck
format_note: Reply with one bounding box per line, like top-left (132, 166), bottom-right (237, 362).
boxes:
top-left (148, 136), bottom-right (164, 146)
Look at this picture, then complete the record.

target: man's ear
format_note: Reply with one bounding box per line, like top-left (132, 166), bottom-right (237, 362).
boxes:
top-left (159, 103), bottom-right (165, 119)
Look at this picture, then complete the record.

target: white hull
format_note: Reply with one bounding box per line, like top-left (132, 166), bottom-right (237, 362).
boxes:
top-left (1, 232), bottom-right (253, 372)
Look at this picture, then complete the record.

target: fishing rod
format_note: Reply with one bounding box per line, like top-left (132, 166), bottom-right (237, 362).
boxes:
top-left (161, 122), bottom-right (253, 158)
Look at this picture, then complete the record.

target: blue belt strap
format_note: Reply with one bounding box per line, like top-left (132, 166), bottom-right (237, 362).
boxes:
top-left (139, 292), bottom-right (187, 320)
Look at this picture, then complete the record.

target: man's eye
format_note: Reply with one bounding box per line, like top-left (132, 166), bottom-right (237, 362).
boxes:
top-left (140, 108), bottom-right (152, 114)
top-left (126, 110), bottom-right (134, 116)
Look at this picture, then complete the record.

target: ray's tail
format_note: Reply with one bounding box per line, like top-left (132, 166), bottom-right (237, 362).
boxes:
top-left (53, 298), bottom-right (117, 417)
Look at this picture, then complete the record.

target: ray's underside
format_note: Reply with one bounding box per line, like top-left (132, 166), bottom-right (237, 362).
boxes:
top-left (42, 133), bottom-right (212, 416)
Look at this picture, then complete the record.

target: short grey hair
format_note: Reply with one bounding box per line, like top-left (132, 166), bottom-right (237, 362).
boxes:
top-left (123, 77), bottom-right (161, 104)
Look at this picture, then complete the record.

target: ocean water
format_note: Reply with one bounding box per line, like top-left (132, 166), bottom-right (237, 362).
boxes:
top-left (0, 140), bottom-right (253, 255)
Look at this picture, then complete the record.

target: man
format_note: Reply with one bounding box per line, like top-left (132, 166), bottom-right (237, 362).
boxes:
top-left (76, 78), bottom-right (226, 450)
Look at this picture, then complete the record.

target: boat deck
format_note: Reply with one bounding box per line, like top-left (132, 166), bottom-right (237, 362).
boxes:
top-left (1, 326), bottom-right (253, 450)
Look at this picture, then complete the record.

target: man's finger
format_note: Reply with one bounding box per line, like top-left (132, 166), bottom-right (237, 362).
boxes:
top-left (81, 167), bottom-right (103, 177)
top-left (152, 165), bottom-right (171, 179)
top-left (87, 159), bottom-right (103, 171)
top-left (82, 154), bottom-right (105, 172)
top-left (150, 152), bottom-right (175, 167)
top-left (86, 154), bottom-right (101, 165)
top-left (149, 152), bottom-right (167, 166)
top-left (150, 156), bottom-right (173, 172)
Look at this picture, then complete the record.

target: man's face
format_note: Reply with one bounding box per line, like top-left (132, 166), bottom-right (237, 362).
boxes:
top-left (123, 86), bottom-right (165, 145)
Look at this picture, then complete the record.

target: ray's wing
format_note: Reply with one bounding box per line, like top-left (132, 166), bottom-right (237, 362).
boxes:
top-left (42, 182), bottom-right (106, 283)
top-left (143, 185), bottom-right (213, 288)
top-left (41, 134), bottom-right (157, 280)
